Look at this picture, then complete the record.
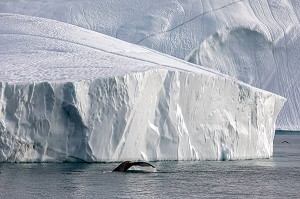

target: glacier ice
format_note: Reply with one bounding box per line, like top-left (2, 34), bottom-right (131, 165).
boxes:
top-left (0, 0), bottom-right (296, 129)
top-left (0, 14), bottom-right (286, 162)
top-left (186, 25), bottom-right (300, 131)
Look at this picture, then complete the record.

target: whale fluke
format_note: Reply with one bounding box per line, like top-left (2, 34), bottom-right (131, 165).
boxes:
top-left (282, 140), bottom-right (290, 144)
top-left (113, 161), bottom-right (155, 172)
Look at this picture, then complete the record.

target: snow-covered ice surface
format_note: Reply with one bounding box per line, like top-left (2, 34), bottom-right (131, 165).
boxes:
top-left (0, 14), bottom-right (285, 162)
top-left (0, 0), bottom-right (297, 130)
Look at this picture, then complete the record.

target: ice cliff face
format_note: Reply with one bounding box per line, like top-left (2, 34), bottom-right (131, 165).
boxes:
top-left (0, 14), bottom-right (285, 162)
top-left (0, 0), bottom-right (297, 130)
top-left (0, 70), bottom-right (285, 162)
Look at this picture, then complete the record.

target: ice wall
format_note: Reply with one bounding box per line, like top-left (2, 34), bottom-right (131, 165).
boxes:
top-left (0, 14), bottom-right (286, 162)
top-left (0, 70), bottom-right (285, 162)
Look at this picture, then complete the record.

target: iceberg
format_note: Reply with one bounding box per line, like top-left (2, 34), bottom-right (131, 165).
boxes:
top-left (0, 0), bottom-right (296, 130)
top-left (0, 14), bottom-right (285, 162)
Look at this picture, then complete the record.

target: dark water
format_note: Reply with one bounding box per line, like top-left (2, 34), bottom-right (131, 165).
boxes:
top-left (1, 133), bottom-right (300, 199)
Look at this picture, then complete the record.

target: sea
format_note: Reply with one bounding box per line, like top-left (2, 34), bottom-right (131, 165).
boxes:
top-left (0, 132), bottom-right (299, 199)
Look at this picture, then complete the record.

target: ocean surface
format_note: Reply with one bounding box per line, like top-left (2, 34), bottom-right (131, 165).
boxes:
top-left (0, 132), bottom-right (299, 199)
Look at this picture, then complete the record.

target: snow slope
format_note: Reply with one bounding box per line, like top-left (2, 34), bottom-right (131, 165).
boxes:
top-left (0, 14), bottom-right (285, 162)
top-left (0, 0), bottom-right (297, 130)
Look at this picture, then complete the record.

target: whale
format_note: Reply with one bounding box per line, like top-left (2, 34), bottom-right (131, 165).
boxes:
top-left (112, 161), bottom-right (155, 172)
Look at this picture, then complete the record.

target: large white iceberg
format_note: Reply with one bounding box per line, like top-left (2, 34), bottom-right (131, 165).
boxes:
top-left (0, 0), bottom-right (296, 130)
top-left (0, 14), bottom-right (285, 162)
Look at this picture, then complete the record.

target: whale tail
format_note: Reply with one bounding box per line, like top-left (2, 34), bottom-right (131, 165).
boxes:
top-left (113, 161), bottom-right (155, 172)
top-left (282, 140), bottom-right (290, 144)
